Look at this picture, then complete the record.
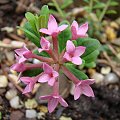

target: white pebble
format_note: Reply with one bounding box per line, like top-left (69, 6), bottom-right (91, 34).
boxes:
top-left (33, 59), bottom-right (41, 64)
top-left (26, 109), bottom-right (37, 118)
top-left (5, 89), bottom-right (17, 100)
top-left (104, 73), bottom-right (119, 85)
top-left (0, 75), bottom-right (8, 88)
top-left (10, 96), bottom-right (22, 109)
top-left (70, 83), bottom-right (75, 95)
top-left (25, 99), bottom-right (38, 109)
top-left (37, 112), bottom-right (45, 119)
top-left (101, 66), bottom-right (111, 75)
top-left (91, 72), bottom-right (104, 84)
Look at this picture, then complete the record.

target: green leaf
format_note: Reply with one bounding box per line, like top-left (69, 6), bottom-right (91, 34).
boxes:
top-left (23, 68), bottom-right (43, 77)
top-left (0, 112), bottom-right (2, 120)
top-left (25, 12), bottom-right (37, 32)
top-left (77, 37), bottom-right (100, 64)
top-left (106, 10), bottom-right (117, 14)
top-left (33, 49), bottom-right (50, 57)
top-left (85, 61), bottom-right (96, 68)
top-left (83, 50), bottom-right (99, 63)
top-left (18, 22), bottom-right (40, 47)
top-left (58, 26), bottom-right (71, 53)
top-left (39, 5), bottom-right (49, 28)
top-left (65, 64), bottom-right (88, 80)
top-left (61, 0), bottom-right (73, 9)
top-left (110, 1), bottom-right (119, 6)
top-left (93, 3), bottom-right (105, 9)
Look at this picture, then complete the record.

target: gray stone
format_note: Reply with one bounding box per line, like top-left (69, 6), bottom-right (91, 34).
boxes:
top-left (26, 109), bottom-right (37, 118)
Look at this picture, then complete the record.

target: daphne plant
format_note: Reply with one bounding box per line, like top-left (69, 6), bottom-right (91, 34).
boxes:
top-left (11, 5), bottom-right (100, 113)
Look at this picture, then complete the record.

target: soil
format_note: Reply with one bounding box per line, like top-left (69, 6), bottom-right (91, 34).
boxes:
top-left (0, 1), bottom-right (120, 120)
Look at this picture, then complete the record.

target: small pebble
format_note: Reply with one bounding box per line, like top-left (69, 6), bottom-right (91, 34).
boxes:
top-left (101, 66), bottom-right (111, 75)
top-left (104, 73), bottom-right (119, 85)
top-left (25, 99), bottom-right (38, 109)
top-left (37, 112), bottom-right (45, 119)
top-left (26, 109), bottom-right (37, 118)
top-left (10, 96), bottom-right (22, 109)
top-left (8, 74), bottom-right (19, 84)
top-left (11, 41), bottom-right (24, 48)
top-left (5, 89), bottom-right (17, 100)
top-left (10, 111), bottom-right (24, 120)
top-left (60, 116), bottom-right (72, 120)
top-left (91, 72), bottom-right (104, 84)
top-left (37, 105), bottom-right (48, 113)
top-left (33, 59), bottom-right (41, 64)
top-left (0, 75), bottom-right (8, 88)
top-left (70, 83), bottom-right (75, 95)
top-left (5, 51), bottom-right (14, 62)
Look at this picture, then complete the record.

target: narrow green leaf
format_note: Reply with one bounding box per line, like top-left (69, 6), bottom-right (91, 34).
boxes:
top-left (85, 61), bottom-right (96, 68)
top-left (58, 26), bottom-right (71, 53)
top-left (106, 10), bottom-right (117, 14)
top-left (23, 68), bottom-right (43, 77)
top-left (109, 1), bottom-right (119, 6)
top-left (93, 3), bottom-right (105, 9)
top-left (61, 0), bottom-right (73, 9)
top-left (25, 12), bottom-right (37, 32)
top-left (33, 49), bottom-right (50, 57)
top-left (65, 64), bottom-right (88, 80)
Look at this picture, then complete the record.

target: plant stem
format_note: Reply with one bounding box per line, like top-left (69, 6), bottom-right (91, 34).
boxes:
top-left (99, 0), bottom-right (111, 22)
top-left (25, 63), bottom-right (43, 70)
top-left (89, 0), bottom-right (93, 13)
top-left (52, 0), bottom-right (65, 19)
top-left (61, 65), bottom-right (79, 84)
top-left (52, 36), bottom-right (59, 58)
top-left (32, 54), bottom-right (53, 63)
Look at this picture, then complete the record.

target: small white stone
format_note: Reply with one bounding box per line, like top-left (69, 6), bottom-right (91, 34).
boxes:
top-left (37, 112), bottom-right (45, 119)
top-left (26, 109), bottom-right (37, 118)
top-left (104, 73), bottom-right (119, 85)
top-left (91, 72), bottom-right (104, 84)
top-left (8, 74), bottom-right (20, 84)
top-left (10, 96), bottom-right (22, 109)
top-left (0, 75), bottom-right (8, 88)
top-left (60, 116), bottom-right (72, 120)
top-left (5, 89), bottom-right (17, 100)
top-left (11, 41), bottom-right (24, 48)
top-left (33, 59), bottom-right (41, 64)
top-left (25, 99), bottom-right (38, 109)
top-left (70, 83), bottom-right (75, 95)
top-left (101, 66), bottom-right (111, 75)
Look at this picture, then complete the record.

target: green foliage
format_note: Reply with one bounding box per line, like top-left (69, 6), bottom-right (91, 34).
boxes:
top-left (58, 23), bottom-right (71, 52)
top-left (23, 68), bottom-right (43, 77)
top-left (18, 5), bottom-right (50, 47)
top-left (77, 37), bottom-right (100, 67)
top-left (65, 64), bottom-right (88, 80)
top-left (0, 112), bottom-right (2, 120)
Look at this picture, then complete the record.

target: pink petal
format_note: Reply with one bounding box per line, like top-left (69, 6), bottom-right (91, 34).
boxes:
top-left (39, 95), bottom-right (51, 100)
top-left (72, 56), bottom-right (82, 65)
top-left (82, 85), bottom-right (94, 97)
top-left (15, 45), bottom-right (28, 56)
top-left (22, 84), bottom-right (32, 94)
top-left (48, 77), bottom-right (56, 86)
top-left (52, 71), bottom-right (59, 78)
top-left (63, 52), bottom-right (72, 61)
top-left (38, 48), bottom-right (43, 53)
top-left (11, 63), bottom-right (26, 72)
top-left (20, 77), bottom-right (32, 84)
top-left (18, 56), bottom-right (26, 63)
top-left (58, 96), bottom-right (68, 107)
top-left (48, 97), bottom-right (58, 113)
top-left (74, 86), bottom-right (81, 100)
top-left (81, 79), bottom-right (95, 85)
top-left (48, 15), bottom-right (58, 33)
top-left (58, 25), bottom-right (68, 31)
top-left (78, 22), bottom-right (88, 36)
top-left (71, 20), bottom-right (78, 40)
top-left (74, 46), bottom-right (86, 56)
top-left (39, 28), bottom-right (51, 35)
top-left (43, 63), bottom-right (53, 74)
top-left (66, 40), bottom-right (75, 53)
top-left (38, 73), bottom-right (50, 83)
top-left (40, 37), bottom-right (50, 50)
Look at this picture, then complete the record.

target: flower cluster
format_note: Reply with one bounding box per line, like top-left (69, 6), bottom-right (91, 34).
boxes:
top-left (11, 15), bottom-right (95, 113)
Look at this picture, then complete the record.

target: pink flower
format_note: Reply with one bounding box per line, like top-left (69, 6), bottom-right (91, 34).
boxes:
top-left (11, 62), bottom-right (26, 72)
top-left (71, 20), bottom-right (88, 40)
top-left (40, 94), bottom-right (68, 113)
top-left (38, 37), bottom-right (50, 53)
top-left (38, 63), bottom-right (58, 86)
top-left (74, 79), bottom-right (95, 100)
top-left (15, 45), bottom-right (32, 63)
top-left (40, 15), bottom-right (68, 37)
top-left (20, 76), bottom-right (38, 94)
top-left (63, 40), bottom-right (86, 65)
